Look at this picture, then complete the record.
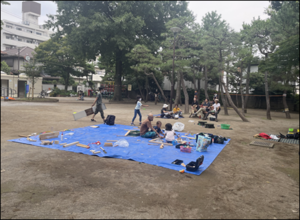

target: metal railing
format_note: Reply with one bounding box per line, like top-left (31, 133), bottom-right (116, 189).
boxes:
top-left (1, 87), bottom-right (17, 98)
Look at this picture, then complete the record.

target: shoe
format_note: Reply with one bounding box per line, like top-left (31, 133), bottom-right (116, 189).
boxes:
top-left (139, 122), bottom-right (141, 126)
top-left (91, 119), bottom-right (96, 122)
top-left (131, 123), bottom-right (135, 126)
top-left (215, 118), bottom-right (218, 122)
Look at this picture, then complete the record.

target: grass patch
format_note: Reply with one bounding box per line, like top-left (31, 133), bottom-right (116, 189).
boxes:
top-left (14, 98), bottom-right (59, 102)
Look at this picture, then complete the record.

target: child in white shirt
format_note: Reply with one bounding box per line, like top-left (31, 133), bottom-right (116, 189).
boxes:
top-left (164, 123), bottom-right (176, 143)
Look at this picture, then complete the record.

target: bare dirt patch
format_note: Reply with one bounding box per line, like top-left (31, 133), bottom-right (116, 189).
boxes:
top-left (1, 98), bottom-right (299, 219)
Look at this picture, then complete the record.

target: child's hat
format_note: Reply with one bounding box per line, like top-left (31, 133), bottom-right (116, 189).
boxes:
top-left (163, 104), bottom-right (168, 108)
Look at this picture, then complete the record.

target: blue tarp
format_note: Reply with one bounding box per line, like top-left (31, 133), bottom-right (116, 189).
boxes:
top-left (153, 114), bottom-right (184, 118)
top-left (8, 124), bottom-right (230, 175)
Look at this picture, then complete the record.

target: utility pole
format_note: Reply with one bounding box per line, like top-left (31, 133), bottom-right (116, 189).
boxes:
top-left (18, 47), bottom-right (20, 78)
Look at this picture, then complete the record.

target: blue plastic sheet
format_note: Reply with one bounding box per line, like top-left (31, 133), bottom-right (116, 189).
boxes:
top-left (153, 114), bottom-right (184, 118)
top-left (8, 124), bottom-right (230, 175)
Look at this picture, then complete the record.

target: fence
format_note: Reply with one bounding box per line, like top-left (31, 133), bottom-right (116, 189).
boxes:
top-left (1, 87), bottom-right (17, 98)
top-left (228, 94), bottom-right (299, 112)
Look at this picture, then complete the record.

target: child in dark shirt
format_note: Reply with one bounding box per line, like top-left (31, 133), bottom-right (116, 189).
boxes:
top-left (152, 121), bottom-right (164, 135)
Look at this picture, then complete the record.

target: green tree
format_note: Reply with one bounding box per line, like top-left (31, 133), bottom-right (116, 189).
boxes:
top-left (35, 37), bottom-right (90, 91)
top-left (1, 60), bottom-right (11, 74)
top-left (246, 17), bottom-right (277, 120)
top-left (126, 44), bottom-right (167, 103)
top-left (1, 1), bottom-right (10, 30)
top-left (23, 59), bottom-right (42, 99)
top-left (44, 1), bottom-right (192, 101)
top-left (201, 11), bottom-right (249, 122)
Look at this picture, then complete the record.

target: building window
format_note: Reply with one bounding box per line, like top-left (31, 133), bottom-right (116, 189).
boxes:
top-left (16, 27), bottom-right (22, 31)
top-left (27, 30), bottom-right (33, 33)
top-left (26, 40), bottom-right (32, 43)
top-left (18, 39), bottom-right (22, 42)
top-left (6, 25), bottom-right (13, 28)
top-left (6, 36), bottom-right (12, 40)
top-left (36, 32), bottom-right (42, 35)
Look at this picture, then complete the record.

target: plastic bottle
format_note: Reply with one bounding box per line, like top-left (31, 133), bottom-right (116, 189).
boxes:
top-left (61, 132), bottom-right (63, 141)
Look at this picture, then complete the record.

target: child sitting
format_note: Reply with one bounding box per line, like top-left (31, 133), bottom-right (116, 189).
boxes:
top-left (152, 121), bottom-right (164, 136)
top-left (164, 123), bottom-right (176, 143)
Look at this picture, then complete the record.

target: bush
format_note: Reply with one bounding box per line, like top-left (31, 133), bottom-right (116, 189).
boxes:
top-left (50, 88), bottom-right (74, 97)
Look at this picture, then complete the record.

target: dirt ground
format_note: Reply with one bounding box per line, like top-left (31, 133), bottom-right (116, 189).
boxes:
top-left (1, 97), bottom-right (299, 219)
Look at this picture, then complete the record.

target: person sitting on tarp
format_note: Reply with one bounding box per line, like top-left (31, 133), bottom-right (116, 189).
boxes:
top-left (203, 99), bottom-right (221, 122)
top-left (173, 104), bottom-right (183, 117)
top-left (157, 104), bottom-right (174, 118)
top-left (140, 113), bottom-right (164, 139)
top-left (151, 121), bottom-right (164, 136)
top-left (191, 98), bottom-right (210, 118)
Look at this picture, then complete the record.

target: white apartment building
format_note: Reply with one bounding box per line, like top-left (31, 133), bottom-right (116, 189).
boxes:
top-left (1, 1), bottom-right (53, 51)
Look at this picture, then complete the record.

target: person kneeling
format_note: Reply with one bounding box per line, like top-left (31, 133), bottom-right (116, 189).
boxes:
top-left (140, 113), bottom-right (164, 139)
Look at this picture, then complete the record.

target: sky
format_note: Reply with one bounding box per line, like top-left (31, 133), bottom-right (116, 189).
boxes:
top-left (1, 1), bottom-right (270, 31)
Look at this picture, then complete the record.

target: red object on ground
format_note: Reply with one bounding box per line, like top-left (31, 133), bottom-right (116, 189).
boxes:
top-left (259, 133), bottom-right (271, 139)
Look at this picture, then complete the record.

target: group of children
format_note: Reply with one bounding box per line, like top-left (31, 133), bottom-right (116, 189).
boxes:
top-left (152, 121), bottom-right (177, 143)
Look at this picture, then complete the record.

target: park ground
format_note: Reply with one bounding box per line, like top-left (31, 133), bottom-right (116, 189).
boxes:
top-left (1, 97), bottom-right (299, 219)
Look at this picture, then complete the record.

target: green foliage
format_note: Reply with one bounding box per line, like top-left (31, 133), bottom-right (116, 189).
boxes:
top-left (35, 37), bottom-right (92, 91)
top-left (1, 1), bottom-right (10, 30)
top-left (1, 61), bottom-right (10, 74)
top-left (44, 1), bottom-right (192, 100)
top-left (49, 88), bottom-right (76, 97)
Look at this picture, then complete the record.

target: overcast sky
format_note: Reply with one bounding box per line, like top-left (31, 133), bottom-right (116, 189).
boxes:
top-left (1, 1), bottom-right (270, 31)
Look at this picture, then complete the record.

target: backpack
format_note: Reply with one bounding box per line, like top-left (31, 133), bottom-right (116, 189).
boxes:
top-left (104, 115), bottom-right (115, 125)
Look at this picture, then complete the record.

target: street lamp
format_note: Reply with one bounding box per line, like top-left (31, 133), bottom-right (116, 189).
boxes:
top-left (169, 26), bottom-right (181, 111)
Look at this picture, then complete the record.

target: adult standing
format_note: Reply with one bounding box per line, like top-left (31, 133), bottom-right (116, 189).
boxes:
top-left (91, 87), bottom-right (105, 123)
top-left (213, 93), bottom-right (218, 101)
top-left (140, 113), bottom-right (164, 139)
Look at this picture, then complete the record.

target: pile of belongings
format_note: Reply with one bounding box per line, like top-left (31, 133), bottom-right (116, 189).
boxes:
top-left (253, 132), bottom-right (299, 140)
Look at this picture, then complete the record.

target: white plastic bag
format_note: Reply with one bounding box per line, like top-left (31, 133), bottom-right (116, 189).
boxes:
top-left (172, 122), bottom-right (185, 132)
top-left (113, 139), bottom-right (129, 147)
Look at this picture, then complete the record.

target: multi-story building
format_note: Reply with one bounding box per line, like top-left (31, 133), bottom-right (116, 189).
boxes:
top-left (1, 1), bottom-right (53, 51)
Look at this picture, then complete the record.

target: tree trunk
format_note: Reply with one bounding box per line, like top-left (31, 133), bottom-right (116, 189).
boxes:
top-left (283, 90), bottom-right (291, 119)
top-left (175, 71), bottom-right (181, 105)
top-left (65, 74), bottom-right (69, 91)
top-left (239, 74), bottom-right (245, 116)
top-left (244, 63), bottom-right (250, 113)
top-left (204, 66), bottom-right (209, 100)
top-left (31, 78), bottom-right (34, 99)
top-left (219, 76), bottom-right (229, 115)
top-left (226, 72), bottom-right (231, 107)
top-left (221, 76), bottom-right (249, 122)
top-left (197, 78), bottom-right (201, 102)
top-left (264, 54), bottom-right (271, 120)
top-left (180, 72), bottom-right (189, 114)
top-left (145, 75), bottom-right (149, 102)
top-left (113, 49), bottom-right (122, 101)
top-left (149, 73), bottom-right (169, 104)
top-left (137, 80), bottom-right (145, 101)
top-left (179, 72), bottom-right (183, 106)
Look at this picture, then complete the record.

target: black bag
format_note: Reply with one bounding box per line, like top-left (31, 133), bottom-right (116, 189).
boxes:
top-left (213, 135), bottom-right (219, 143)
top-left (186, 155), bottom-right (204, 172)
top-left (217, 137), bottom-right (225, 144)
top-left (295, 133), bottom-right (299, 140)
top-left (104, 115), bottom-right (115, 125)
top-left (286, 134), bottom-right (295, 139)
top-left (166, 114), bottom-right (172, 118)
